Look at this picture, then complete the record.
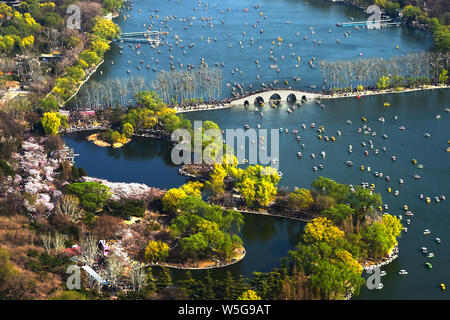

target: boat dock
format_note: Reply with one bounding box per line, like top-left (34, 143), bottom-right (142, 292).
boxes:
top-left (337, 19), bottom-right (401, 28)
top-left (116, 31), bottom-right (162, 46)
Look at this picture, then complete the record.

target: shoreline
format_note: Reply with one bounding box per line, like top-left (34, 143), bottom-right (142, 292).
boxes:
top-left (174, 85), bottom-right (450, 113)
top-left (319, 85), bottom-right (450, 100)
top-left (145, 246), bottom-right (246, 270)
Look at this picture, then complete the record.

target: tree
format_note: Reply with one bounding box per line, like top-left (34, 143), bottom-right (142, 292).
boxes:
top-left (256, 179), bottom-right (277, 207)
top-left (66, 66), bottom-right (85, 82)
top-left (106, 255), bottom-right (125, 291)
top-left (38, 95), bottom-right (59, 112)
top-left (346, 187), bottom-right (382, 216)
top-left (122, 122), bottom-right (134, 138)
top-left (239, 178), bottom-right (256, 207)
top-left (402, 5), bottom-right (423, 22)
top-left (381, 214), bottom-right (402, 246)
top-left (90, 37), bottom-right (110, 57)
top-left (78, 235), bottom-right (98, 267)
top-left (92, 215), bottom-right (122, 240)
top-left (238, 289), bottom-right (262, 300)
top-left (155, 267), bottom-right (172, 291)
top-left (144, 241), bottom-right (170, 263)
top-left (311, 177), bottom-right (350, 204)
top-left (377, 76), bottom-right (390, 90)
top-left (65, 182), bottom-right (112, 213)
top-left (103, 0), bottom-right (123, 12)
top-left (79, 50), bottom-right (99, 67)
top-left (322, 204), bottom-right (355, 226)
top-left (92, 17), bottom-right (121, 41)
top-left (180, 233), bottom-right (208, 262)
top-left (362, 219), bottom-right (398, 260)
top-left (206, 163), bottom-right (227, 195)
top-left (180, 181), bottom-right (203, 197)
top-left (287, 188), bottom-right (314, 211)
top-left (303, 217), bottom-right (345, 245)
top-left (129, 264), bottom-right (146, 293)
top-left (161, 188), bottom-right (187, 214)
top-left (41, 112), bottom-right (61, 135)
top-left (55, 194), bottom-right (81, 223)
top-left (438, 69), bottom-right (448, 85)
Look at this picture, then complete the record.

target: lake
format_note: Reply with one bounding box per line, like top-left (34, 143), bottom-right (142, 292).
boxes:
top-left (66, 0), bottom-right (449, 299)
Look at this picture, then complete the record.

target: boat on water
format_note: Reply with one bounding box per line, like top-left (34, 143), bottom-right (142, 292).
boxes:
top-left (427, 253), bottom-right (435, 258)
top-left (278, 171), bottom-right (283, 177)
top-left (380, 271), bottom-right (387, 277)
top-left (423, 229), bottom-right (431, 235)
top-left (346, 160), bottom-right (354, 167)
top-left (441, 284), bottom-right (446, 290)
top-left (244, 124), bottom-right (250, 129)
top-left (425, 262), bottom-right (432, 269)
top-left (421, 247), bottom-right (428, 254)
top-left (398, 270), bottom-right (408, 275)
top-left (375, 283), bottom-right (384, 290)
top-left (435, 238), bottom-right (441, 244)
top-left (297, 152), bottom-right (303, 158)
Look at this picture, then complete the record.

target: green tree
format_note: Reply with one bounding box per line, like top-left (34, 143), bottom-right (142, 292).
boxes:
top-left (287, 188), bottom-right (314, 211)
top-left (38, 95), bottom-right (59, 112)
top-left (180, 233), bottom-right (208, 262)
top-left (438, 69), bottom-right (448, 85)
top-left (402, 5), bottom-right (423, 22)
top-left (377, 76), bottom-right (390, 90)
top-left (122, 122), bottom-right (134, 138)
top-left (65, 182), bottom-right (111, 213)
top-left (362, 222), bottom-right (392, 260)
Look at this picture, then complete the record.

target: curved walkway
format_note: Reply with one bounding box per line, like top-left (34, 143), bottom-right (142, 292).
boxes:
top-left (145, 247), bottom-right (246, 270)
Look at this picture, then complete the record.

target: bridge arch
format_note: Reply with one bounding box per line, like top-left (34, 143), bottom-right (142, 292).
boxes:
top-left (287, 93), bottom-right (297, 103)
top-left (301, 95), bottom-right (307, 102)
top-left (254, 96), bottom-right (265, 105)
top-left (269, 93), bottom-right (282, 102)
top-left (244, 100), bottom-right (249, 107)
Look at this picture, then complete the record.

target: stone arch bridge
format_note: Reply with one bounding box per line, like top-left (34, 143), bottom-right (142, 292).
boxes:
top-left (230, 89), bottom-right (321, 106)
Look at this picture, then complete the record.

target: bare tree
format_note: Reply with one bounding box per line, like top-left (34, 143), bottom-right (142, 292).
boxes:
top-left (129, 264), bottom-right (147, 293)
top-left (106, 255), bottom-right (125, 291)
top-left (79, 235), bottom-right (98, 267)
top-left (41, 233), bottom-right (52, 254)
top-left (52, 232), bottom-right (66, 252)
top-left (55, 194), bottom-right (81, 222)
